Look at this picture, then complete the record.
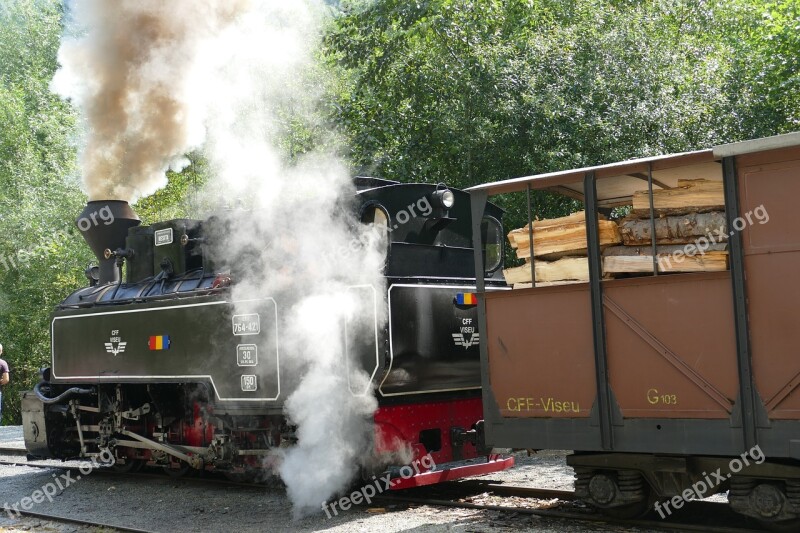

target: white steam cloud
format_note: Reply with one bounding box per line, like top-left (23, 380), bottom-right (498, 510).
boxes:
top-left (54, 0), bottom-right (388, 516)
top-left (53, 0), bottom-right (249, 201)
top-left (208, 157), bottom-right (387, 517)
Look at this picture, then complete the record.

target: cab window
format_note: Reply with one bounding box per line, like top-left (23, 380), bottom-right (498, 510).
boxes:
top-left (481, 216), bottom-right (503, 272)
top-left (361, 204), bottom-right (390, 258)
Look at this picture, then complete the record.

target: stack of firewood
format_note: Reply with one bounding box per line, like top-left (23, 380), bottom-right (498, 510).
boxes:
top-left (603, 179), bottom-right (729, 274)
top-left (502, 179), bottom-right (729, 288)
top-left (503, 211), bottom-right (621, 287)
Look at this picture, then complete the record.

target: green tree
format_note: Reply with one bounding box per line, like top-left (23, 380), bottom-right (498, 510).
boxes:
top-left (733, 0), bottom-right (800, 131)
top-left (0, 0), bottom-right (207, 424)
top-left (322, 0), bottom-right (798, 234)
top-left (0, 0), bottom-right (88, 424)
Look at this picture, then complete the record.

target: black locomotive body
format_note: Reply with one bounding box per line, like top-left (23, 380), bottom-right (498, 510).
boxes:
top-left (22, 178), bottom-right (513, 484)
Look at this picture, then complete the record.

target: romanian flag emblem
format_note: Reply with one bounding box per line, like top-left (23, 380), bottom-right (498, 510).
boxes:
top-left (148, 335), bottom-right (171, 351)
top-left (455, 293), bottom-right (477, 306)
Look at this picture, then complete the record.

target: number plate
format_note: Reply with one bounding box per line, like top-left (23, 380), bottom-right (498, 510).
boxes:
top-left (236, 344), bottom-right (258, 366)
top-left (241, 375), bottom-right (257, 392)
top-left (154, 228), bottom-right (173, 246)
top-left (232, 314), bottom-right (260, 336)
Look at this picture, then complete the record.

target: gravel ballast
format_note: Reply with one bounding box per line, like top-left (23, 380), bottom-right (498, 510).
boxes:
top-left (1, 426), bottom-right (644, 532)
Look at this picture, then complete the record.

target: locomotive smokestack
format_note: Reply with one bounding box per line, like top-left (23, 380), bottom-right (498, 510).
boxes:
top-left (76, 201), bottom-right (141, 285)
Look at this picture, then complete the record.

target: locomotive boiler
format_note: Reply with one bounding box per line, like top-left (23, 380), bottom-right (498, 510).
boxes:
top-left (22, 177), bottom-right (513, 485)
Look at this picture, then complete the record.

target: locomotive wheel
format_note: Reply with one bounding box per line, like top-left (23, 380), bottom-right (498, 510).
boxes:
top-left (111, 458), bottom-right (143, 473)
top-left (163, 461), bottom-right (192, 478)
top-left (224, 471), bottom-right (256, 483)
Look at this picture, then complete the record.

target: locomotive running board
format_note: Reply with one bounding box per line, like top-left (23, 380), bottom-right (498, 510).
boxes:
top-left (389, 455), bottom-right (515, 490)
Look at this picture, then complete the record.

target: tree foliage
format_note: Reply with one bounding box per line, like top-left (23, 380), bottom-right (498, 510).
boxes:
top-left (739, 0), bottom-right (800, 130)
top-left (0, 0), bottom-right (86, 424)
top-left (322, 0), bottom-right (800, 231)
top-left (0, 0), bottom-right (203, 424)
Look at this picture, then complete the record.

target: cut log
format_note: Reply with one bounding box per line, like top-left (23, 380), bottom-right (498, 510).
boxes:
top-left (513, 280), bottom-right (587, 289)
top-left (509, 219), bottom-right (621, 260)
top-left (602, 250), bottom-right (728, 274)
top-left (508, 211), bottom-right (609, 249)
top-left (603, 244), bottom-right (727, 256)
top-left (619, 211), bottom-right (727, 246)
top-left (503, 256), bottom-right (589, 285)
top-left (631, 179), bottom-right (724, 216)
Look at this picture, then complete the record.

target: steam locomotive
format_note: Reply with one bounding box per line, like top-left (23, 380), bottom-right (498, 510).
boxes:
top-left (21, 177), bottom-right (513, 486)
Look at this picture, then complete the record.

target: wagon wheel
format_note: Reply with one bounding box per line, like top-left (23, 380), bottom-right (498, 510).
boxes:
top-left (589, 471), bottom-right (653, 519)
top-left (596, 497), bottom-right (652, 519)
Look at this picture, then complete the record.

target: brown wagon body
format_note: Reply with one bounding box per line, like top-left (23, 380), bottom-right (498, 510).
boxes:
top-left (468, 132), bottom-right (800, 528)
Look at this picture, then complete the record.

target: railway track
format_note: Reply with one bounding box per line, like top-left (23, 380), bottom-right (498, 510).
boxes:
top-left (377, 480), bottom-right (769, 533)
top-left (0, 451), bottom-right (771, 532)
top-left (0, 451), bottom-right (158, 531)
top-left (457, 479), bottom-right (577, 500)
top-left (0, 454), bottom-right (268, 490)
top-left (11, 509), bottom-right (158, 533)
top-left (0, 446), bottom-right (28, 457)
top-left (0, 452), bottom-right (257, 532)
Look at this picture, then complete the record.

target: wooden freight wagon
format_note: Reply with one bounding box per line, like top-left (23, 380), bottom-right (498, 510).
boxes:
top-left (468, 132), bottom-right (800, 530)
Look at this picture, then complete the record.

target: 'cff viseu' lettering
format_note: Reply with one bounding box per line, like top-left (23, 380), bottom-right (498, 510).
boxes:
top-left (506, 397), bottom-right (581, 413)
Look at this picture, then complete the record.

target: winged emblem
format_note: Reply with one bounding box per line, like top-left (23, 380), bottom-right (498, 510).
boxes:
top-left (105, 341), bottom-right (127, 356)
top-left (452, 333), bottom-right (479, 349)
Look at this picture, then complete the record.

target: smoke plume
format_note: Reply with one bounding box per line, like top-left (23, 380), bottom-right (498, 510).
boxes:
top-left (52, 0), bottom-right (249, 201)
top-left (55, 0), bottom-right (389, 517)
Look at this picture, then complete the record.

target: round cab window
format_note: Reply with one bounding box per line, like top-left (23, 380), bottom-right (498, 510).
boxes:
top-left (361, 204), bottom-right (391, 257)
top-left (481, 216), bottom-right (503, 272)
top-left (362, 205), bottom-right (389, 227)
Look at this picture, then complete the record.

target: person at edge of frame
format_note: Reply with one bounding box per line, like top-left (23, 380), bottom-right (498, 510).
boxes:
top-left (0, 344), bottom-right (9, 425)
